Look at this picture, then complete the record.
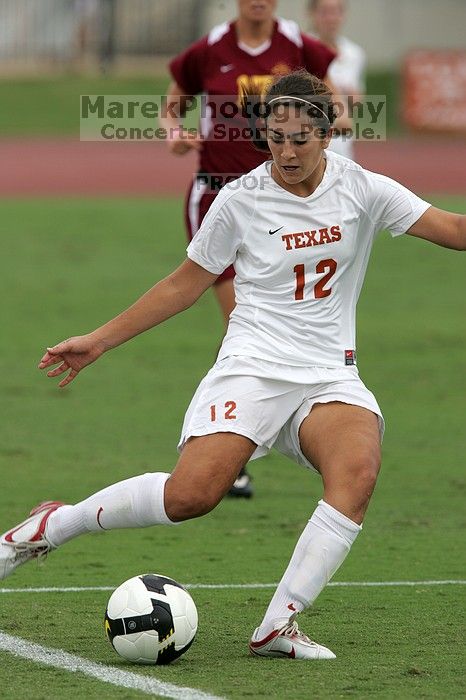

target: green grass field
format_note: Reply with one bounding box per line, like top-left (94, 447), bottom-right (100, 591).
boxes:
top-left (0, 77), bottom-right (169, 136)
top-left (0, 196), bottom-right (465, 699)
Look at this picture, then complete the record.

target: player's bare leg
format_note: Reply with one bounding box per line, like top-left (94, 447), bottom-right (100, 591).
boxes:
top-left (252, 402), bottom-right (381, 658)
top-left (0, 433), bottom-right (256, 580)
top-left (300, 402), bottom-right (381, 523)
top-left (165, 433), bottom-right (256, 519)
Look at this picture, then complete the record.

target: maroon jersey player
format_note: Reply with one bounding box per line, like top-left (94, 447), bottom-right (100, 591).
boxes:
top-left (162, 0), bottom-right (335, 322)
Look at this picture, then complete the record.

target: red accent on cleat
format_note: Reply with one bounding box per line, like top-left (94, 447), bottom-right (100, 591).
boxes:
top-left (5, 502), bottom-right (63, 544)
top-left (1, 501), bottom-right (65, 580)
top-left (249, 628), bottom-right (281, 649)
top-left (29, 501), bottom-right (64, 517)
top-left (249, 615), bottom-right (336, 660)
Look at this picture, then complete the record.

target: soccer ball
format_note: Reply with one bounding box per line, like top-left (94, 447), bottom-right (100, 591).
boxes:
top-left (104, 573), bottom-right (198, 665)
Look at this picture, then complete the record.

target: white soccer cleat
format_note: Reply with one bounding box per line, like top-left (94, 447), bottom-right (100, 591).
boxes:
top-left (0, 501), bottom-right (63, 580)
top-left (249, 616), bottom-right (336, 660)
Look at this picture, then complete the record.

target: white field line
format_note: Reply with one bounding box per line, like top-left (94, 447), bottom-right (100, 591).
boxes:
top-left (0, 579), bottom-right (465, 594)
top-left (0, 631), bottom-right (224, 700)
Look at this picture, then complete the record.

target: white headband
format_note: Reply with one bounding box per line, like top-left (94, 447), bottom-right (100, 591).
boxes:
top-left (267, 95), bottom-right (331, 125)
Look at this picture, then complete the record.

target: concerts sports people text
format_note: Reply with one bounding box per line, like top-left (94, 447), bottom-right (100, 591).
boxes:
top-left (2, 71), bottom-right (464, 660)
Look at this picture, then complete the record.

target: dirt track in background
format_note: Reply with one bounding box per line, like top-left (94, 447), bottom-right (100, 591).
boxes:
top-left (0, 137), bottom-right (464, 197)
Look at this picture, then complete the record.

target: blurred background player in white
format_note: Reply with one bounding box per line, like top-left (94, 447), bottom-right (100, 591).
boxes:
top-left (309, 0), bottom-right (366, 160)
top-left (161, 0), bottom-right (337, 497)
top-left (2, 70), bottom-right (464, 660)
top-left (73, 0), bottom-right (98, 63)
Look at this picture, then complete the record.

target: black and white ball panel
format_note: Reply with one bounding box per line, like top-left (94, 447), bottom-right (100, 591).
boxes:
top-left (105, 573), bottom-right (198, 665)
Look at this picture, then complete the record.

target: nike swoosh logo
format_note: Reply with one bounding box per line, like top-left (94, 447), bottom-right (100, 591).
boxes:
top-left (269, 226), bottom-right (284, 235)
top-left (220, 64), bottom-right (234, 73)
top-left (96, 506), bottom-right (107, 530)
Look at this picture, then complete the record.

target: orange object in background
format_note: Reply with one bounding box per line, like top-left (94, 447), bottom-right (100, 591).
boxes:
top-left (403, 50), bottom-right (466, 132)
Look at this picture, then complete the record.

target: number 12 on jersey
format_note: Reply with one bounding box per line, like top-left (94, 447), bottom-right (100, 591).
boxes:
top-left (210, 401), bottom-right (237, 422)
top-left (294, 259), bottom-right (337, 300)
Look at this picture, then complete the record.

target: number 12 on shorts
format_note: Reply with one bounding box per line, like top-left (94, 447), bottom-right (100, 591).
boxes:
top-left (210, 401), bottom-right (237, 422)
top-left (294, 258), bottom-right (337, 300)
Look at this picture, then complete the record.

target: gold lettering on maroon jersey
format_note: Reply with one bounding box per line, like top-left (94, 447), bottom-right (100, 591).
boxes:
top-left (236, 74), bottom-right (273, 105)
top-left (281, 227), bottom-right (342, 251)
top-left (236, 65), bottom-right (290, 104)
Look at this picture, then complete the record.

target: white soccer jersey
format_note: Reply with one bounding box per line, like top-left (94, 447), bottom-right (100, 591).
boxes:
top-left (187, 152), bottom-right (430, 369)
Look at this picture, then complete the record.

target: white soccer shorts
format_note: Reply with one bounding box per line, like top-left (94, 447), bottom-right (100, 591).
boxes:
top-left (178, 356), bottom-right (384, 473)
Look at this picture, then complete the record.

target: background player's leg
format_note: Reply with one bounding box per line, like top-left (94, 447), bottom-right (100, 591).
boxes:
top-left (45, 433), bottom-right (256, 546)
top-left (255, 403), bottom-right (381, 636)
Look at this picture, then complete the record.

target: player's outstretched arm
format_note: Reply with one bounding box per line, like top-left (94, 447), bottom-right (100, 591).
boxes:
top-left (407, 206), bottom-right (466, 250)
top-left (38, 259), bottom-right (217, 387)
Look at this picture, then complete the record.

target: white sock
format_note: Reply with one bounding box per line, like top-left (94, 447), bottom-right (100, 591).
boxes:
top-left (256, 499), bottom-right (361, 638)
top-left (45, 472), bottom-right (175, 547)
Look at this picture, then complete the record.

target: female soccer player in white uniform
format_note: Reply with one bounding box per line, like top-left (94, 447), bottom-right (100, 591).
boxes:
top-left (1, 71), bottom-right (464, 660)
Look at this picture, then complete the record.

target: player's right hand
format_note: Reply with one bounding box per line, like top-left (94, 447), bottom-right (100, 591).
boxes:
top-left (38, 335), bottom-right (108, 388)
top-left (167, 128), bottom-right (202, 155)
